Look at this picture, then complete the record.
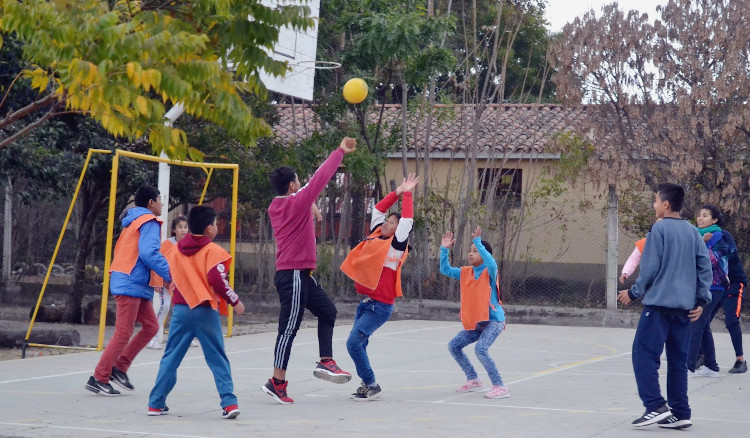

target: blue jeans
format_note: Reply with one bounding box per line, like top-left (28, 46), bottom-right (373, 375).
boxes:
top-left (632, 307), bottom-right (691, 420)
top-left (149, 304), bottom-right (237, 409)
top-left (448, 321), bottom-right (504, 386)
top-left (687, 291), bottom-right (722, 371)
top-left (346, 298), bottom-right (394, 386)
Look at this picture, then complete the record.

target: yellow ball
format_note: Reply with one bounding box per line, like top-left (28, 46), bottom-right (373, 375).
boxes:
top-left (343, 78), bottom-right (368, 104)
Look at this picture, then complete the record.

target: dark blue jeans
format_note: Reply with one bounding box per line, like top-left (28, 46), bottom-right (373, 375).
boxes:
top-left (632, 307), bottom-right (691, 420)
top-left (346, 298), bottom-right (394, 386)
top-left (687, 290), bottom-right (722, 371)
top-left (709, 293), bottom-right (744, 357)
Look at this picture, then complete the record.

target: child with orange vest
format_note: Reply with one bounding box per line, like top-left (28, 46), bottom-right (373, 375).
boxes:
top-left (440, 226), bottom-right (508, 399)
top-left (147, 215), bottom-right (197, 350)
top-left (147, 206), bottom-right (246, 419)
top-left (85, 185), bottom-right (171, 396)
top-left (341, 173), bottom-right (419, 401)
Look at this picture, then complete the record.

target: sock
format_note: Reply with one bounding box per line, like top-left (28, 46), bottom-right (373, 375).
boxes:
top-left (272, 377), bottom-right (285, 385)
top-left (368, 382), bottom-right (378, 388)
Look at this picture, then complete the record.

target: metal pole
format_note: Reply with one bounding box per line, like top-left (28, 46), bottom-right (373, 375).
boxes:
top-left (158, 103), bottom-right (185, 240)
top-left (606, 184), bottom-right (619, 310)
top-left (2, 177), bottom-right (12, 281)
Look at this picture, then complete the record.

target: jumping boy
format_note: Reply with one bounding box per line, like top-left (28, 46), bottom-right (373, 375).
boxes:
top-left (262, 137), bottom-right (356, 404)
top-left (341, 173), bottom-right (419, 401)
top-left (618, 183), bottom-right (712, 429)
top-left (86, 185), bottom-right (171, 396)
top-left (440, 226), bottom-right (509, 399)
top-left (148, 206), bottom-right (245, 419)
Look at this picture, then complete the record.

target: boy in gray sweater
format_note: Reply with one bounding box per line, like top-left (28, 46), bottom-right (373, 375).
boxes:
top-left (618, 183), bottom-right (712, 430)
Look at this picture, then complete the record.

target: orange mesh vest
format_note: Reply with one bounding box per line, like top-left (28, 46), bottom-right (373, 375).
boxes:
top-left (166, 242), bottom-right (231, 315)
top-left (635, 238), bottom-right (646, 253)
top-left (459, 266), bottom-right (492, 330)
top-left (149, 239), bottom-right (175, 288)
top-left (110, 213), bottom-right (162, 275)
top-left (340, 229), bottom-right (408, 298)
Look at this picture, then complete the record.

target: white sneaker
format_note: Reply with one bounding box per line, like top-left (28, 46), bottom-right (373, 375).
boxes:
top-left (147, 341), bottom-right (162, 350)
top-left (695, 367), bottom-right (720, 378)
top-left (190, 339), bottom-right (199, 348)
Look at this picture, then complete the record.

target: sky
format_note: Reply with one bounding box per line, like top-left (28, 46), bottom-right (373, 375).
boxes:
top-left (544, 0), bottom-right (669, 32)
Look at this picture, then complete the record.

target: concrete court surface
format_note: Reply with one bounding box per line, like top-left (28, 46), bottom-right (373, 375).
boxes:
top-left (0, 320), bottom-right (747, 438)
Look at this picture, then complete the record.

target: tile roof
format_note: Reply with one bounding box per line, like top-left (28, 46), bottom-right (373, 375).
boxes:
top-left (272, 103), bottom-right (586, 154)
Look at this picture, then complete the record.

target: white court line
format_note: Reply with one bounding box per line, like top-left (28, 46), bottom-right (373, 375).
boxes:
top-left (0, 421), bottom-right (212, 438)
top-left (376, 336), bottom-right (604, 357)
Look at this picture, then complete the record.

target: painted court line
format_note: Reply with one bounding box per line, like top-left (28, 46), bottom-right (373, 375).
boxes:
top-left (0, 422), bottom-right (212, 438)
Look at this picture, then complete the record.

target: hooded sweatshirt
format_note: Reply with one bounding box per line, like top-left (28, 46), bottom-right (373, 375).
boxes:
top-left (170, 234), bottom-right (240, 308)
top-left (110, 207), bottom-right (171, 300)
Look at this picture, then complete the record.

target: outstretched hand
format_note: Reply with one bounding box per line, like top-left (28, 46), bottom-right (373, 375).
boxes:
top-left (339, 137), bottom-right (357, 154)
top-left (441, 231), bottom-right (455, 248)
top-left (471, 226), bottom-right (482, 240)
top-left (396, 173), bottom-right (420, 195)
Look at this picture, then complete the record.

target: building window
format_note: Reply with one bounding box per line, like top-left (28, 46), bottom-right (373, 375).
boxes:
top-left (478, 168), bottom-right (522, 204)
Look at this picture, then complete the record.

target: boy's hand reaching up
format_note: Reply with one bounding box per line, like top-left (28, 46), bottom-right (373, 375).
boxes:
top-left (339, 137), bottom-right (357, 154)
top-left (441, 232), bottom-right (455, 248)
top-left (471, 226), bottom-right (482, 239)
top-left (395, 173), bottom-right (419, 195)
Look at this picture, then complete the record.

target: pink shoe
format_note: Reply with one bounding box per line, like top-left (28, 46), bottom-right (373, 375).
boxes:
top-left (456, 379), bottom-right (484, 393)
top-left (485, 385), bottom-right (510, 399)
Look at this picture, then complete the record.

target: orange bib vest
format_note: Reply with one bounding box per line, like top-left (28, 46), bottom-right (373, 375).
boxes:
top-left (459, 266), bottom-right (496, 330)
top-left (149, 239), bottom-right (175, 288)
top-left (635, 238), bottom-right (646, 253)
top-left (340, 228), bottom-right (408, 298)
top-left (110, 213), bottom-right (162, 276)
top-left (165, 242), bottom-right (232, 316)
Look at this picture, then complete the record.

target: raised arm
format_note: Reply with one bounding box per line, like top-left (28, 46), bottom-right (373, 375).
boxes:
top-left (295, 137), bottom-right (356, 206)
top-left (439, 232), bottom-right (461, 279)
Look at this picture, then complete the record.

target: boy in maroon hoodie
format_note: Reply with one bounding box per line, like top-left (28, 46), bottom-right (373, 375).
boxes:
top-left (261, 137), bottom-right (356, 404)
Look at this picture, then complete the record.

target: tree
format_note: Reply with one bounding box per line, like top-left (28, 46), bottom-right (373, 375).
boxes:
top-left (0, 0), bottom-right (313, 159)
top-left (551, 0), bottom-right (750, 242)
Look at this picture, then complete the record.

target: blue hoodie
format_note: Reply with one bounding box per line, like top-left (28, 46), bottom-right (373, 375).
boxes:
top-left (110, 207), bottom-right (171, 300)
top-left (440, 237), bottom-right (505, 323)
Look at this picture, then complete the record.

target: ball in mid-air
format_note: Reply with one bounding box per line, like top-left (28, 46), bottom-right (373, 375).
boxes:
top-left (343, 78), bottom-right (368, 104)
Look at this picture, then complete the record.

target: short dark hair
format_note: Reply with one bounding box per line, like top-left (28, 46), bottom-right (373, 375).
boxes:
top-left (187, 206), bottom-right (217, 235)
top-left (269, 166), bottom-right (296, 195)
top-left (134, 185), bottom-right (160, 208)
top-left (657, 183), bottom-right (685, 212)
top-left (170, 215), bottom-right (188, 237)
top-left (388, 212), bottom-right (402, 221)
top-left (701, 204), bottom-right (723, 226)
top-left (481, 240), bottom-right (493, 255)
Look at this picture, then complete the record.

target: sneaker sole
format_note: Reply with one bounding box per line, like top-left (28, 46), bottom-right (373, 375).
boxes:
top-left (633, 411), bottom-right (672, 427)
top-left (222, 410), bottom-right (240, 419)
top-left (261, 385), bottom-right (294, 405)
top-left (456, 386), bottom-right (485, 393)
top-left (352, 393), bottom-right (381, 402)
top-left (728, 369), bottom-right (747, 374)
top-left (485, 393), bottom-right (511, 399)
top-left (84, 384), bottom-right (120, 396)
top-left (659, 420), bottom-right (692, 429)
top-left (147, 411), bottom-right (168, 416)
top-left (313, 369), bottom-right (352, 384)
top-left (110, 379), bottom-right (134, 391)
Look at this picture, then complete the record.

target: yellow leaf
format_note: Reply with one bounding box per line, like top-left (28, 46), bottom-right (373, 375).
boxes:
top-left (141, 71), bottom-right (150, 92)
top-left (126, 62), bottom-right (135, 80)
top-left (135, 96), bottom-right (148, 115)
top-left (170, 128), bottom-right (181, 145)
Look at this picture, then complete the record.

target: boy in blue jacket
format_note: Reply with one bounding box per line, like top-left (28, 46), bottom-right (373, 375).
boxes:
top-left (85, 185), bottom-right (171, 396)
top-left (618, 183), bottom-right (712, 429)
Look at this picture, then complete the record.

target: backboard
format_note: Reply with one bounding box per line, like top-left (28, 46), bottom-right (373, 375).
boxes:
top-left (258, 0), bottom-right (321, 101)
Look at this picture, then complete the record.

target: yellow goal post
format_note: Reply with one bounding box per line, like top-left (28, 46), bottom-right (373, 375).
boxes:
top-left (24, 148), bottom-right (240, 354)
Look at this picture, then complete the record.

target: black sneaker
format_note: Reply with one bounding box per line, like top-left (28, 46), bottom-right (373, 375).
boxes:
top-left (111, 367), bottom-right (134, 391)
top-left (85, 376), bottom-right (121, 396)
top-left (658, 415), bottom-right (692, 429)
top-left (261, 379), bottom-right (294, 404)
top-left (313, 359), bottom-right (352, 384)
top-left (351, 381), bottom-right (368, 398)
top-left (147, 406), bottom-right (169, 416)
top-left (352, 384), bottom-right (382, 401)
top-left (728, 360), bottom-right (747, 374)
top-left (632, 404), bottom-right (671, 427)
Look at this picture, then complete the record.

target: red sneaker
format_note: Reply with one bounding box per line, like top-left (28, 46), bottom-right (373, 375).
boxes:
top-left (222, 404), bottom-right (240, 419)
top-left (313, 359), bottom-right (352, 384)
top-left (261, 379), bottom-right (294, 404)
